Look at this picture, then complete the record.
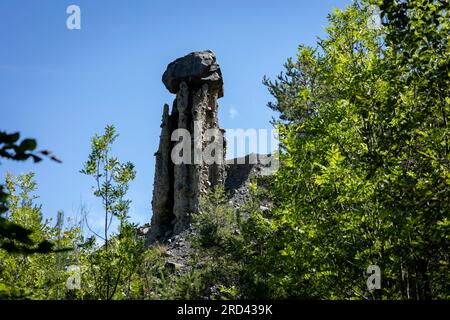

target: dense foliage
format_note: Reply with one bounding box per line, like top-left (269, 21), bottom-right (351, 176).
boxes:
top-left (257, 0), bottom-right (449, 299)
top-left (0, 173), bottom-right (84, 299)
top-left (0, 132), bottom-right (67, 298)
top-left (0, 132), bottom-right (63, 256)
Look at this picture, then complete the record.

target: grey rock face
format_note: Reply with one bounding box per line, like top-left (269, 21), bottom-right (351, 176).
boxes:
top-left (150, 104), bottom-right (174, 239)
top-left (162, 50), bottom-right (224, 98)
top-left (150, 51), bottom-right (226, 241)
top-left (225, 153), bottom-right (278, 208)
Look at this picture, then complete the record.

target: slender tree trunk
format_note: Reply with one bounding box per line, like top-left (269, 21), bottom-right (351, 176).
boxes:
top-left (104, 151), bottom-right (110, 300)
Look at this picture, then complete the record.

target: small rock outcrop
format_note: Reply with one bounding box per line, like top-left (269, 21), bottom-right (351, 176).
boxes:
top-left (150, 50), bottom-right (226, 241)
top-left (225, 153), bottom-right (278, 207)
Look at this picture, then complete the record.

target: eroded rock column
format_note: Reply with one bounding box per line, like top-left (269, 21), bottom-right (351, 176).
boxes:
top-left (150, 50), bottom-right (226, 240)
top-left (150, 104), bottom-right (174, 238)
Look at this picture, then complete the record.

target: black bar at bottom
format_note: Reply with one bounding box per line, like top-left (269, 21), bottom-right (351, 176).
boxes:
top-left (0, 300), bottom-right (446, 319)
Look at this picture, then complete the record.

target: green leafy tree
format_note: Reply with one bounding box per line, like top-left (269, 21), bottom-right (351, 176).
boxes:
top-left (0, 172), bottom-right (85, 299)
top-left (192, 186), bottom-right (238, 248)
top-left (80, 125), bottom-right (146, 300)
top-left (0, 131), bottom-right (68, 299)
top-left (0, 131), bottom-right (61, 255)
top-left (256, 0), bottom-right (449, 299)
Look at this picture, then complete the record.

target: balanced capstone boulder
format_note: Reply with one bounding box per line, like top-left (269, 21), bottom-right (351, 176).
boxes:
top-left (162, 50), bottom-right (224, 98)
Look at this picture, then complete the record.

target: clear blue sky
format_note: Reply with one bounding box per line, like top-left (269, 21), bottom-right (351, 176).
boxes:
top-left (0, 0), bottom-right (351, 234)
